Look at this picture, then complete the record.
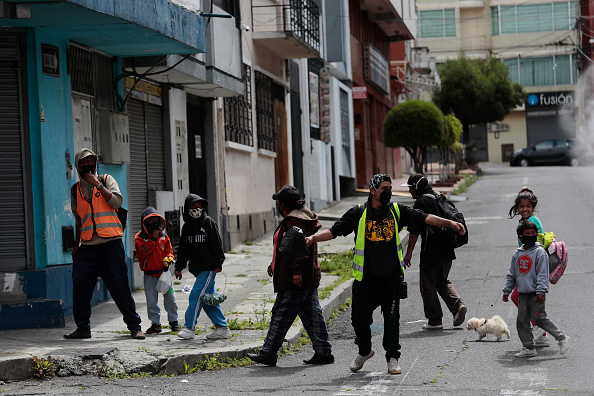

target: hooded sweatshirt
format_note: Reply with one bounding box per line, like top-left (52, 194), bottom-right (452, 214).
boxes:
top-left (71, 148), bottom-right (124, 246)
top-left (175, 194), bottom-right (225, 276)
top-left (502, 243), bottom-right (549, 296)
top-left (135, 206), bottom-right (174, 277)
top-left (272, 206), bottom-right (322, 292)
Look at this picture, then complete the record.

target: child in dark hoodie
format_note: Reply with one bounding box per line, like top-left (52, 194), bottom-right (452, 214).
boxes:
top-left (135, 207), bottom-right (179, 334)
top-left (174, 194), bottom-right (231, 340)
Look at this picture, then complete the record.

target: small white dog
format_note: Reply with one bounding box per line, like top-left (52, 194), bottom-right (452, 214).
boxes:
top-left (466, 315), bottom-right (510, 341)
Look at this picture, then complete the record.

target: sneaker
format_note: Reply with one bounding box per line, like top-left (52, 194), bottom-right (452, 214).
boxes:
top-left (422, 323), bottom-right (443, 330)
top-left (145, 323), bottom-right (162, 334)
top-left (206, 326), bottom-right (232, 340)
top-left (131, 330), bottom-right (146, 340)
top-left (514, 347), bottom-right (537, 358)
top-left (247, 351), bottom-right (277, 366)
top-left (303, 353), bottom-right (335, 365)
top-left (387, 358), bottom-right (401, 375)
top-left (63, 328), bottom-right (91, 339)
top-left (350, 349), bottom-right (375, 372)
top-left (177, 327), bottom-right (195, 340)
top-left (559, 336), bottom-right (570, 355)
top-left (453, 304), bottom-right (467, 327)
top-left (169, 321), bottom-right (181, 333)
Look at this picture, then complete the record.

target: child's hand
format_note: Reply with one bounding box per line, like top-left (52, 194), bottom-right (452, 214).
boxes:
top-left (139, 245), bottom-right (150, 254)
top-left (175, 270), bottom-right (182, 280)
top-left (502, 295), bottom-right (509, 302)
top-left (162, 256), bottom-right (174, 268)
top-left (536, 294), bottom-right (545, 303)
top-left (267, 264), bottom-right (273, 277)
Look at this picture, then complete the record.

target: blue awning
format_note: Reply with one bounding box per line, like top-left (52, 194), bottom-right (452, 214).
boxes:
top-left (2, 0), bottom-right (207, 56)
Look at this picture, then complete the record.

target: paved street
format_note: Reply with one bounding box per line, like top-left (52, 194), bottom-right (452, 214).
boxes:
top-left (3, 162), bottom-right (594, 395)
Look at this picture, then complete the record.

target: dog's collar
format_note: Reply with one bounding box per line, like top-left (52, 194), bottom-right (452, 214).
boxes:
top-left (478, 319), bottom-right (488, 328)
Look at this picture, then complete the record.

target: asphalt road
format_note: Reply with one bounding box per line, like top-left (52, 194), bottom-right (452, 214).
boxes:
top-left (4, 162), bottom-right (593, 395)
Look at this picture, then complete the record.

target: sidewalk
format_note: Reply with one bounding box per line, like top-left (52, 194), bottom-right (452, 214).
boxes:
top-left (0, 174), bottom-right (467, 381)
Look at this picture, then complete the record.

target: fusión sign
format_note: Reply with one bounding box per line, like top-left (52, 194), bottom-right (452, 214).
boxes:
top-left (526, 91), bottom-right (575, 109)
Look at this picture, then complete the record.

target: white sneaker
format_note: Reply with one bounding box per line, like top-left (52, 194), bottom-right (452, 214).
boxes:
top-left (206, 326), bottom-right (232, 339)
top-left (387, 358), bottom-right (401, 375)
top-left (533, 327), bottom-right (550, 346)
top-left (514, 347), bottom-right (537, 358)
top-left (559, 336), bottom-right (570, 355)
top-left (350, 349), bottom-right (375, 372)
top-left (422, 323), bottom-right (443, 330)
top-left (177, 327), bottom-right (195, 340)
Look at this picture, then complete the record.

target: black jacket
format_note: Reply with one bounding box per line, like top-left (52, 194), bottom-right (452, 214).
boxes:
top-left (175, 194), bottom-right (225, 276)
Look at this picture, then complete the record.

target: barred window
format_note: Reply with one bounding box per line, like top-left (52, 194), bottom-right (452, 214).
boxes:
top-left (255, 71), bottom-right (276, 151)
top-left (224, 64), bottom-right (253, 146)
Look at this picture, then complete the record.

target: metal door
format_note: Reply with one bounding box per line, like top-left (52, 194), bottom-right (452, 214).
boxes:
top-left (290, 61), bottom-right (304, 193)
top-left (187, 99), bottom-right (207, 199)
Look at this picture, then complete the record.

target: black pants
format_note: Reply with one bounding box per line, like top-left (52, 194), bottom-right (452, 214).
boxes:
top-left (419, 260), bottom-right (462, 326)
top-left (72, 240), bottom-right (141, 332)
top-left (351, 275), bottom-right (400, 361)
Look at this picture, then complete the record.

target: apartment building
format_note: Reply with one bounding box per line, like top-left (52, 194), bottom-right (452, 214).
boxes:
top-left (415, 0), bottom-right (579, 163)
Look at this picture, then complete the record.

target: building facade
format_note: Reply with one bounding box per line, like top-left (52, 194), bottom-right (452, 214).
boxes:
top-left (415, 0), bottom-right (580, 164)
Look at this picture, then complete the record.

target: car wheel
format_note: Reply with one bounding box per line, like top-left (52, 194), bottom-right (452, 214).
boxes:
top-left (570, 158), bottom-right (580, 167)
top-left (519, 158), bottom-right (529, 167)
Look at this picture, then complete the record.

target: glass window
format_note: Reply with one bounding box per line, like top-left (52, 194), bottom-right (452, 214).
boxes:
top-left (418, 9), bottom-right (456, 38)
top-left (492, 2), bottom-right (574, 35)
top-left (534, 140), bottom-right (554, 151)
top-left (555, 55), bottom-right (571, 85)
top-left (504, 58), bottom-right (519, 83)
top-left (533, 57), bottom-right (554, 86)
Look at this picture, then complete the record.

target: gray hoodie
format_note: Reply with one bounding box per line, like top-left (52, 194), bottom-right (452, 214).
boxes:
top-left (502, 243), bottom-right (549, 296)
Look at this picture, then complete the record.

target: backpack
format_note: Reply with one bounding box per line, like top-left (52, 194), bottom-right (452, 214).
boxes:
top-left (422, 193), bottom-right (468, 249)
top-left (547, 239), bottom-right (568, 284)
top-left (71, 175), bottom-right (128, 230)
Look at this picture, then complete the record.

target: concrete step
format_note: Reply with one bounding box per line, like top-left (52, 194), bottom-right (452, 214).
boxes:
top-left (0, 298), bottom-right (65, 330)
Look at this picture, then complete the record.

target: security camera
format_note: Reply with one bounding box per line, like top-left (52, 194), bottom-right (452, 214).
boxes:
top-left (241, 22), bottom-right (250, 31)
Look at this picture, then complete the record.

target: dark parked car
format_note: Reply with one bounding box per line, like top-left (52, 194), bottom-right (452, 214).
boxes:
top-left (510, 138), bottom-right (584, 167)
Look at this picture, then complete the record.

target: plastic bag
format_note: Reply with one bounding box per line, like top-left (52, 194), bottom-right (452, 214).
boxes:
top-left (155, 269), bottom-right (173, 294)
top-left (200, 291), bottom-right (227, 305)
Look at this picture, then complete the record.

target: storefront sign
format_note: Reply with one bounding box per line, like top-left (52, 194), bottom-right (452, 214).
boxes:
top-left (526, 91), bottom-right (574, 109)
top-left (363, 43), bottom-right (390, 94)
top-left (319, 67), bottom-right (331, 142)
top-left (309, 72), bottom-right (320, 128)
top-left (352, 86), bottom-right (367, 99)
top-left (41, 44), bottom-right (60, 77)
top-left (125, 77), bottom-right (162, 106)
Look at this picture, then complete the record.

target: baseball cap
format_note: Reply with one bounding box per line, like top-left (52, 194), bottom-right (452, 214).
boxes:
top-left (272, 185), bottom-right (302, 205)
top-left (401, 174), bottom-right (425, 187)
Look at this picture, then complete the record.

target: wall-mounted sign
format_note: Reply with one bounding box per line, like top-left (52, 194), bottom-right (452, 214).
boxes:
top-left (125, 77), bottom-right (162, 106)
top-left (363, 43), bottom-right (390, 94)
top-left (526, 91), bottom-right (574, 109)
top-left (319, 67), bottom-right (331, 142)
top-left (309, 72), bottom-right (320, 128)
top-left (352, 86), bottom-right (367, 99)
top-left (41, 44), bottom-right (60, 77)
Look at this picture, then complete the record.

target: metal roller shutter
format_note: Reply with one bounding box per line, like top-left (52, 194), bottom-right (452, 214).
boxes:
top-left (127, 99), bottom-right (165, 241)
top-left (0, 33), bottom-right (28, 271)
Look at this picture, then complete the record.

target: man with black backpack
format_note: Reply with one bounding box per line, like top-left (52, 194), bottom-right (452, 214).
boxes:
top-left (64, 148), bottom-right (144, 340)
top-left (306, 174), bottom-right (464, 375)
top-left (402, 174), bottom-right (468, 331)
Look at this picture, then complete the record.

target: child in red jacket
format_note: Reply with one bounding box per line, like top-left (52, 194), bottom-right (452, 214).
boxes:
top-left (135, 206), bottom-right (180, 334)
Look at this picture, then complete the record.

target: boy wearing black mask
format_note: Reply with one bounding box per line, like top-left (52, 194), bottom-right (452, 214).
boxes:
top-left (502, 220), bottom-right (570, 358)
top-left (306, 174), bottom-right (465, 375)
top-left (135, 207), bottom-right (179, 334)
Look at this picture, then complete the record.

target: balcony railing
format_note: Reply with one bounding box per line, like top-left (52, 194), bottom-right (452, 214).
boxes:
top-left (252, 0), bottom-right (320, 55)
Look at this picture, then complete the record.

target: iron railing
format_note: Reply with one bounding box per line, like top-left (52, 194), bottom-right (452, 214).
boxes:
top-left (253, 0), bottom-right (320, 53)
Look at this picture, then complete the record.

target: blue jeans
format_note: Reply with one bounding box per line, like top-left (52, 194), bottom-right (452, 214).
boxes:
top-left (144, 273), bottom-right (178, 325)
top-left (184, 271), bottom-right (228, 330)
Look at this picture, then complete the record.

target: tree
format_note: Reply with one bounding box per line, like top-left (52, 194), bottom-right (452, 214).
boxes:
top-left (383, 100), bottom-right (444, 174)
top-left (433, 55), bottom-right (525, 143)
top-left (440, 114), bottom-right (463, 177)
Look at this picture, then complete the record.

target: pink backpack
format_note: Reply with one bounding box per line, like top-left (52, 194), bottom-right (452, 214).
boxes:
top-left (548, 239), bottom-right (568, 284)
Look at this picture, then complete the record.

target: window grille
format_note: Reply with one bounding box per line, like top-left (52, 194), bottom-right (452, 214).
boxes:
top-left (224, 64), bottom-right (253, 146)
top-left (68, 44), bottom-right (114, 110)
top-left (255, 71), bottom-right (276, 151)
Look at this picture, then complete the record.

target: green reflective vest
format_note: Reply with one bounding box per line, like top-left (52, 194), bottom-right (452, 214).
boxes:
top-left (352, 203), bottom-right (404, 281)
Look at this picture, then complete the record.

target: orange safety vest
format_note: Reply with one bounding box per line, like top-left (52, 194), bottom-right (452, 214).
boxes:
top-left (76, 182), bottom-right (123, 241)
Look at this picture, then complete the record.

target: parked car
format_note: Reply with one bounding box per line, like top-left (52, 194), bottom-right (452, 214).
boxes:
top-left (510, 138), bottom-right (585, 167)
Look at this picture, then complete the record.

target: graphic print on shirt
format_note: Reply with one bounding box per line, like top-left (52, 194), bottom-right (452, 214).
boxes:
top-left (365, 215), bottom-right (395, 242)
top-left (518, 254), bottom-right (533, 274)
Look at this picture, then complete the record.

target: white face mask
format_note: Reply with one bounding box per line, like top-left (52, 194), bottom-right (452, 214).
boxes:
top-left (188, 208), bottom-right (203, 219)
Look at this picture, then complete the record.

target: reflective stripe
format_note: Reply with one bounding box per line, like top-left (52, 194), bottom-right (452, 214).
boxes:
top-left (354, 248), bottom-right (364, 256)
top-left (352, 262), bottom-right (364, 272)
top-left (81, 213), bottom-right (93, 224)
top-left (95, 223), bottom-right (123, 229)
top-left (397, 243), bottom-right (402, 251)
top-left (80, 225), bottom-right (94, 232)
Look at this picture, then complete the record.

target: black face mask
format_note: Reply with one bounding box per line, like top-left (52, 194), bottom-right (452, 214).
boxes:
top-left (522, 235), bottom-right (537, 247)
top-left (146, 222), bottom-right (160, 234)
top-left (80, 164), bottom-right (96, 175)
top-left (379, 189), bottom-right (392, 206)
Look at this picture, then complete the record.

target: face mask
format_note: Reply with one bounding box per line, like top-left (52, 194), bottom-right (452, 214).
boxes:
top-left (378, 189), bottom-right (392, 205)
top-left (80, 164), bottom-right (96, 175)
top-left (145, 222), bottom-right (161, 233)
top-left (188, 208), bottom-right (203, 219)
top-left (522, 235), bottom-right (537, 247)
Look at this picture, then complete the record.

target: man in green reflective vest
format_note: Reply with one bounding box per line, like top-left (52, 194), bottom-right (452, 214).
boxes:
top-left (306, 174), bottom-right (465, 375)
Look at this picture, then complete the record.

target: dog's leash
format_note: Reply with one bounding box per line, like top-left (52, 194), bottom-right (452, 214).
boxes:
top-left (484, 290), bottom-right (503, 319)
